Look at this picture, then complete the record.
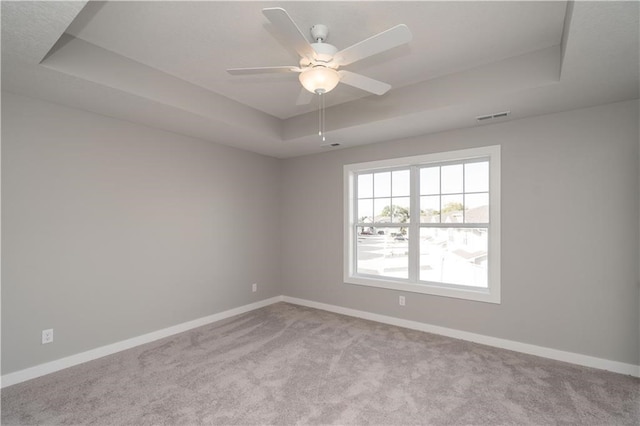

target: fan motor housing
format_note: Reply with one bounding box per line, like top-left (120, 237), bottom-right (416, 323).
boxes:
top-left (299, 42), bottom-right (338, 67)
top-left (313, 42), bottom-right (338, 62)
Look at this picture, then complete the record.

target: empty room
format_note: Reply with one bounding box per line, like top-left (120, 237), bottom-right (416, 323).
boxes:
top-left (1, 1), bottom-right (639, 424)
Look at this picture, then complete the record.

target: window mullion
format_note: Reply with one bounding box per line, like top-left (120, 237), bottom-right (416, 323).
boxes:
top-left (352, 173), bottom-right (359, 277)
top-left (408, 166), bottom-right (420, 283)
top-left (462, 163), bottom-right (466, 223)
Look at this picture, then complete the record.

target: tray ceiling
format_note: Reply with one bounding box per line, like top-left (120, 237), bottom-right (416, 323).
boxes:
top-left (2, 1), bottom-right (638, 158)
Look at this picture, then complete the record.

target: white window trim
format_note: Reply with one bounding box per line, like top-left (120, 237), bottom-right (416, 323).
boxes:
top-left (343, 145), bottom-right (501, 304)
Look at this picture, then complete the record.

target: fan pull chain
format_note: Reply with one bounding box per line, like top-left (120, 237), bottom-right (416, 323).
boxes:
top-left (318, 92), bottom-right (322, 137)
top-left (321, 94), bottom-right (326, 142)
top-left (318, 92), bottom-right (326, 142)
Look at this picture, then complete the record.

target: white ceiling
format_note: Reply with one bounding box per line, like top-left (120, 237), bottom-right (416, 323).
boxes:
top-left (2, 1), bottom-right (638, 158)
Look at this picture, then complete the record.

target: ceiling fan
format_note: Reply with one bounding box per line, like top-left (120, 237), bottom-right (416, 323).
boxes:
top-left (227, 7), bottom-right (412, 105)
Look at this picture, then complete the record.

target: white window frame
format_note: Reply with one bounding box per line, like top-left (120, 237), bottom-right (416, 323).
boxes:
top-left (344, 145), bottom-right (501, 304)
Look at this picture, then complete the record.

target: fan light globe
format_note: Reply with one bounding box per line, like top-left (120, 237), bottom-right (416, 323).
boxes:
top-left (299, 67), bottom-right (340, 94)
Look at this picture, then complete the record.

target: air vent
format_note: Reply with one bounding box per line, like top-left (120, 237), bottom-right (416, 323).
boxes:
top-left (476, 111), bottom-right (511, 122)
top-left (321, 143), bottom-right (341, 148)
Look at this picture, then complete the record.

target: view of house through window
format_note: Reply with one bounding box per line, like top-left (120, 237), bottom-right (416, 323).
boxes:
top-left (345, 146), bottom-right (500, 303)
top-left (418, 161), bottom-right (489, 287)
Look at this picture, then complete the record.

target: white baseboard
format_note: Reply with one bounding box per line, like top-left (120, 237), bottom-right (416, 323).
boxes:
top-left (282, 296), bottom-right (640, 378)
top-left (3, 294), bottom-right (637, 388)
top-left (1, 296), bottom-right (284, 388)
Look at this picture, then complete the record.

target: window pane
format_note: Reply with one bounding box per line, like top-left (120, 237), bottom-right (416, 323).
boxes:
top-left (441, 194), bottom-right (464, 223)
top-left (441, 164), bottom-right (463, 194)
top-left (420, 195), bottom-right (440, 223)
top-left (465, 161), bottom-right (489, 193)
top-left (374, 172), bottom-right (391, 197)
top-left (392, 197), bottom-right (410, 223)
top-left (357, 227), bottom-right (409, 279)
top-left (357, 199), bottom-right (374, 223)
top-left (374, 198), bottom-right (391, 222)
top-left (419, 228), bottom-right (488, 287)
top-left (392, 170), bottom-right (410, 196)
top-left (465, 193), bottom-right (489, 223)
top-left (358, 173), bottom-right (373, 199)
top-left (420, 167), bottom-right (440, 195)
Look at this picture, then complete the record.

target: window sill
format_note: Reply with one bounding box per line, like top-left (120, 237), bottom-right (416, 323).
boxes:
top-left (344, 275), bottom-right (501, 304)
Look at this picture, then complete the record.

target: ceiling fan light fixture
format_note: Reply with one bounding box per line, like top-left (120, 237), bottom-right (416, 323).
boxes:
top-left (299, 66), bottom-right (340, 94)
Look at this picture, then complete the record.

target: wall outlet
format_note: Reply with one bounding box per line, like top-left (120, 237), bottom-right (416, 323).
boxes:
top-left (42, 329), bottom-right (54, 344)
top-left (252, 283), bottom-right (257, 293)
top-left (399, 295), bottom-right (406, 306)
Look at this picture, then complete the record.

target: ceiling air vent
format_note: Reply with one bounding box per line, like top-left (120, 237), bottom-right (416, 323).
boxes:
top-left (476, 111), bottom-right (511, 122)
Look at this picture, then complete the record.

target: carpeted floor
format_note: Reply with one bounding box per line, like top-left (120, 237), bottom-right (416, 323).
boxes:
top-left (2, 302), bottom-right (638, 425)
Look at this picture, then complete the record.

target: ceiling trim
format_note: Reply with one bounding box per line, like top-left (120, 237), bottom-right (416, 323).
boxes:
top-left (42, 34), bottom-right (283, 141)
top-left (283, 45), bottom-right (562, 141)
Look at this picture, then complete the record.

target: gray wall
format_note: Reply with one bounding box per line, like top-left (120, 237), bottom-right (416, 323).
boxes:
top-left (2, 92), bottom-right (639, 375)
top-left (281, 100), bottom-right (640, 366)
top-left (1, 92), bottom-right (282, 374)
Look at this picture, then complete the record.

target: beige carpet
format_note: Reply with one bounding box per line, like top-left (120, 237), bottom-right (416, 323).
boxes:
top-left (2, 302), bottom-right (638, 425)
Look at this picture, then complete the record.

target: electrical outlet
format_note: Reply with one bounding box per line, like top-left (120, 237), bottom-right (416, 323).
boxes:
top-left (399, 295), bottom-right (406, 306)
top-left (42, 329), bottom-right (54, 344)
top-left (252, 283), bottom-right (257, 293)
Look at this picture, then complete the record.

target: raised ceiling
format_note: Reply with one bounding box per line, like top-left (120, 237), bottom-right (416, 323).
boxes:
top-left (2, 1), bottom-right (639, 158)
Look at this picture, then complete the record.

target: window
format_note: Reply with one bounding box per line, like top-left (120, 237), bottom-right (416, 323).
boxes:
top-left (344, 146), bottom-right (500, 303)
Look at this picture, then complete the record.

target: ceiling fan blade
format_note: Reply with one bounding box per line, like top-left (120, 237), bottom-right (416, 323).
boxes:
top-left (338, 70), bottom-right (391, 95)
top-left (296, 88), bottom-right (314, 105)
top-left (333, 24), bottom-right (412, 66)
top-left (263, 7), bottom-right (316, 61)
top-left (227, 66), bottom-right (301, 75)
